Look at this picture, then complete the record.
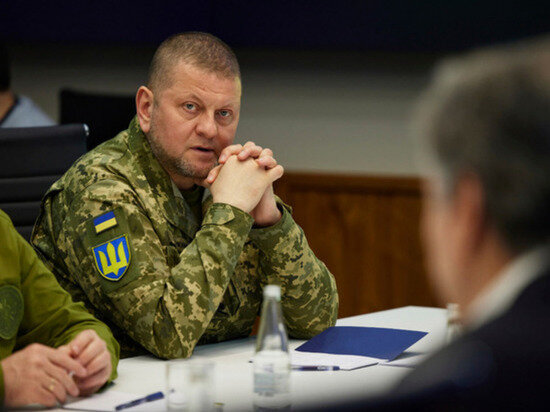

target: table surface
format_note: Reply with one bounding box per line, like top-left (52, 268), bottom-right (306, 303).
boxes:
top-left (53, 305), bottom-right (447, 411)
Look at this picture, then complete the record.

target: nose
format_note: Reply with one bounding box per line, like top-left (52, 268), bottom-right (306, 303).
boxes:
top-left (195, 112), bottom-right (217, 139)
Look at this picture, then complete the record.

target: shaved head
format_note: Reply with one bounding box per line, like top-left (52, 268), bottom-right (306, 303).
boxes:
top-left (147, 32), bottom-right (241, 94)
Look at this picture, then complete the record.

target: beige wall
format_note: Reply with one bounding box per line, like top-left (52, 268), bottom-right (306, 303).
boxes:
top-left (9, 44), bottom-right (435, 175)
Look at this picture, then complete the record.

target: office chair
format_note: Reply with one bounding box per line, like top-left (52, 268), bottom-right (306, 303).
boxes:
top-left (60, 88), bottom-right (135, 151)
top-left (0, 124), bottom-right (88, 241)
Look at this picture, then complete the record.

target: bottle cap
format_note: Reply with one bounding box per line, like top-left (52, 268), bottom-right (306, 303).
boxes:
top-left (263, 284), bottom-right (281, 300)
top-left (446, 303), bottom-right (462, 325)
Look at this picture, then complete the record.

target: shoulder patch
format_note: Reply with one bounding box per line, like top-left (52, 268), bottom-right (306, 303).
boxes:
top-left (93, 211), bottom-right (118, 234)
top-left (92, 235), bottom-right (131, 281)
top-left (0, 285), bottom-right (24, 340)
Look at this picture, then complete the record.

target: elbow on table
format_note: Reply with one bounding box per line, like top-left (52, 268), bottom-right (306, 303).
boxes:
top-left (286, 310), bottom-right (338, 339)
top-left (143, 325), bottom-right (196, 359)
top-left (148, 335), bottom-right (195, 360)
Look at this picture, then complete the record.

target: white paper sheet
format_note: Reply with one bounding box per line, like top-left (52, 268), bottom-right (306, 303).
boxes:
top-left (63, 390), bottom-right (165, 412)
top-left (380, 351), bottom-right (428, 368)
top-left (290, 350), bottom-right (379, 371)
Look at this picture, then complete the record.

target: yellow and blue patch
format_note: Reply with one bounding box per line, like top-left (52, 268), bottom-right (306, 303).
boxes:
top-left (93, 211), bottom-right (117, 234)
top-left (92, 235), bottom-right (131, 281)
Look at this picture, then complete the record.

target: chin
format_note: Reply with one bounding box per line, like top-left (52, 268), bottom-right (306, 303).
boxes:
top-left (187, 165), bottom-right (215, 180)
top-left (176, 158), bottom-right (216, 180)
top-left (197, 163), bottom-right (217, 176)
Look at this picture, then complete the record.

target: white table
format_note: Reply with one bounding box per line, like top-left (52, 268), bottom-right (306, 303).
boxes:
top-left (51, 306), bottom-right (446, 411)
top-left (95, 306), bottom-right (447, 411)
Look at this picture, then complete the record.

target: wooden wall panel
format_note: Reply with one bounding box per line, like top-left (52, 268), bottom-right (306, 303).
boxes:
top-left (274, 173), bottom-right (439, 318)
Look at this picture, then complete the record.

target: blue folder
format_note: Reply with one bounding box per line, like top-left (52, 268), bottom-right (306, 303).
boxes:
top-left (295, 326), bottom-right (428, 361)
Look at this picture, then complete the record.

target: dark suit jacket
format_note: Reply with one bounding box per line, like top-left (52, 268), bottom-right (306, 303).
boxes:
top-left (309, 267), bottom-right (550, 411)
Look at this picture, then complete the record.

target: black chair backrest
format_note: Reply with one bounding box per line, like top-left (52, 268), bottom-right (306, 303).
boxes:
top-left (60, 88), bottom-right (135, 151)
top-left (0, 124), bottom-right (88, 241)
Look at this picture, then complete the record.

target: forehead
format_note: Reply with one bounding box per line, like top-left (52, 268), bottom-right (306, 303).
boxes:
top-left (161, 62), bottom-right (241, 104)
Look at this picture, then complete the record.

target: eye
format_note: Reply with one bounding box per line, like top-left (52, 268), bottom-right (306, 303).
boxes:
top-left (184, 103), bottom-right (196, 111)
top-left (218, 110), bottom-right (232, 118)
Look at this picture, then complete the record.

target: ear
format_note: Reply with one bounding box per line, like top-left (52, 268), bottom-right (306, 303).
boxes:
top-left (453, 174), bottom-right (486, 257)
top-left (136, 86), bottom-right (154, 134)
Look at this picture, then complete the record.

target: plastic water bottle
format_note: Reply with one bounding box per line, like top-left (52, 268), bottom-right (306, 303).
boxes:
top-left (446, 303), bottom-right (463, 343)
top-left (253, 285), bottom-right (291, 411)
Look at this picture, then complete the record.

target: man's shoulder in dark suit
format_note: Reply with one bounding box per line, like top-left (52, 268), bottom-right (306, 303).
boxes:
top-left (314, 269), bottom-right (550, 411)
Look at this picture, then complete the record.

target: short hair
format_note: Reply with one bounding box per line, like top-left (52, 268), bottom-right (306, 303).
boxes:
top-left (415, 37), bottom-right (550, 253)
top-left (147, 32), bottom-right (240, 92)
top-left (0, 43), bottom-right (10, 91)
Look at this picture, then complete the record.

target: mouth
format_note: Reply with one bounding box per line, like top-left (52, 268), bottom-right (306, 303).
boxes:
top-left (191, 146), bottom-right (215, 153)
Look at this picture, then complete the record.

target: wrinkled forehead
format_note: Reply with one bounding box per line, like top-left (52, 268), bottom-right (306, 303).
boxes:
top-left (158, 59), bottom-right (241, 98)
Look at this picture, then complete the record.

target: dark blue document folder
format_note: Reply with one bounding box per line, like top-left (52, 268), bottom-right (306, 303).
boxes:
top-left (295, 326), bottom-right (428, 361)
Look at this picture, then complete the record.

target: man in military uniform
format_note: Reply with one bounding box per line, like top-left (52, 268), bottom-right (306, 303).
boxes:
top-left (32, 32), bottom-right (338, 359)
top-left (0, 209), bottom-right (119, 408)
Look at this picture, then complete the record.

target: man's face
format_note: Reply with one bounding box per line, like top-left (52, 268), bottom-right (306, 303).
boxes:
top-left (144, 62), bottom-right (241, 182)
top-left (421, 176), bottom-right (462, 304)
top-left (422, 168), bottom-right (491, 312)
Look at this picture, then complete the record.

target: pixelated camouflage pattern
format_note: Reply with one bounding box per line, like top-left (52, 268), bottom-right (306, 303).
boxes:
top-left (31, 117), bottom-right (338, 359)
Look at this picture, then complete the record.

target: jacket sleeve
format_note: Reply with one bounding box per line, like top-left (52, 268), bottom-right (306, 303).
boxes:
top-left (55, 180), bottom-right (254, 359)
top-left (248, 200), bottom-right (339, 338)
top-left (8, 216), bottom-right (119, 382)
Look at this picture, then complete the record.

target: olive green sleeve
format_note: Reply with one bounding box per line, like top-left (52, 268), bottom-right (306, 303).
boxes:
top-left (0, 364), bottom-right (4, 404)
top-left (14, 226), bottom-right (119, 381)
top-left (60, 181), bottom-right (254, 359)
top-left (248, 200), bottom-right (339, 338)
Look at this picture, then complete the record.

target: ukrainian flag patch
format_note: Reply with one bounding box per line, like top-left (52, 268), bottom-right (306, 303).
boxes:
top-left (92, 235), bottom-right (131, 281)
top-left (94, 211), bottom-right (117, 234)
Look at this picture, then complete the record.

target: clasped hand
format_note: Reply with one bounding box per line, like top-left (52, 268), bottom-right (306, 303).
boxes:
top-left (202, 141), bottom-right (284, 227)
top-left (1, 329), bottom-right (112, 407)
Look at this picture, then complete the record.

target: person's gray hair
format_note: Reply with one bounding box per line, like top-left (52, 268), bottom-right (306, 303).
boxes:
top-left (414, 36), bottom-right (550, 253)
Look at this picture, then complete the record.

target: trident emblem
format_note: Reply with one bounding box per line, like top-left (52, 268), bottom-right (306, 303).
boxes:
top-left (92, 236), bottom-right (131, 281)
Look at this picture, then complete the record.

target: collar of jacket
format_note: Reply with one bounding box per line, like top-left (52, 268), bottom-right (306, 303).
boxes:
top-left (125, 116), bottom-right (200, 239)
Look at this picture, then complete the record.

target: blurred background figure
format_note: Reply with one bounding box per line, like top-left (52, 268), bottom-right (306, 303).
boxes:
top-left (403, 35), bottom-right (550, 410)
top-left (315, 36), bottom-right (550, 411)
top-left (0, 43), bottom-right (55, 127)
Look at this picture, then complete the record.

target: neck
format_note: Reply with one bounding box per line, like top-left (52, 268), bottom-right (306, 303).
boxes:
top-left (0, 90), bottom-right (15, 121)
top-left (165, 170), bottom-right (196, 190)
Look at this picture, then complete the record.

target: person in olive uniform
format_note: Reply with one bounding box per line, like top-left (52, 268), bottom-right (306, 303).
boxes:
top-left (32, 32), bottom-right (338, 359)
top-left (0, 209), bottom-right (119, 408)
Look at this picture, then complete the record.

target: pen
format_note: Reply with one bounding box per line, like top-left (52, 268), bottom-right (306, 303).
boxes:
top-left (115, 391), bottom-right (164, 411)
top-left (292, 365), bottom-right (340, 371)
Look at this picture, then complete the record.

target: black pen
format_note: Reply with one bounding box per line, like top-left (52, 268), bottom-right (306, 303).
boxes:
top-left (292, 365), bottom-right (340, 371)
top-left (115, 391), bottom-right (164, 411)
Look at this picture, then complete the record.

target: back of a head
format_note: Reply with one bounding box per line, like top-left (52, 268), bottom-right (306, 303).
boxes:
top-left (415, 37), bottom-right (550, 254)
top-left (147, 32), bottom-right (240, 93)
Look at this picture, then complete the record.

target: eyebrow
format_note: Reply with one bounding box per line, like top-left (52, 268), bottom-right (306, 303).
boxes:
top-left (186, 93), bottom-right (239, 109)
top-left (186, 93), bottom-right (205, 105)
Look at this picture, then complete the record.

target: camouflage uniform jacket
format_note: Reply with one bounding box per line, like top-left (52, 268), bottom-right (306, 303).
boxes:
top-left (0, 210), bottom-right (119, 402)
top-left (32, 117), bottom-right (338, 359)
